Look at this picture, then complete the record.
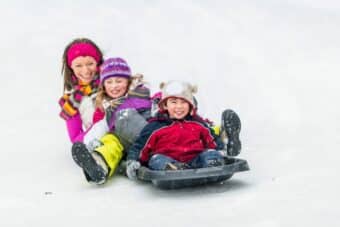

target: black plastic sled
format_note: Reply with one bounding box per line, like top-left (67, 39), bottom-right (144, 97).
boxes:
top-left (136, 157), bottom-right (249, 189)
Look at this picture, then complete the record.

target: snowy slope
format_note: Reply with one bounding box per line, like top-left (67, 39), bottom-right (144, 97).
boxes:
top-left (1, 0), bottom-right (339, 226)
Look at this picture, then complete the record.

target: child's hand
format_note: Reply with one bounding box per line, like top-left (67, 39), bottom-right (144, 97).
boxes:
top-left (86, 139), bottom-right (103, 152)
top-left (126, 160), bottom-right (141, 180)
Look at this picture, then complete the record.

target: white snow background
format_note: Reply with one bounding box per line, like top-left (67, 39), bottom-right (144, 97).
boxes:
top-left (0, 0), bottom-right (339, 226)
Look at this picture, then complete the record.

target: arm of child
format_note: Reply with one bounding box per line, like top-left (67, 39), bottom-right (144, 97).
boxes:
top-left (126, 123), bottom-right (157, 180)
top-left (126, 121), bottom-right (156, 180)
top-left (83, 118), bottom-right (109, 150)
top-left (126, 160), bottom-right (141, 180)
top-left (126, 122), bottom-right (157, 163)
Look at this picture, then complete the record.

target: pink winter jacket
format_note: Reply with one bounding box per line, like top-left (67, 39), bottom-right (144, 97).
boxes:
top-left (65, 110), bottom-right (105, 143)
top-left (66, 114), bottom-right (85, 143)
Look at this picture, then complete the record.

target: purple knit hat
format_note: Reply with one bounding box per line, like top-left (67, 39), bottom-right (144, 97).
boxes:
top-left (100, 57), bottom-right (131, 84)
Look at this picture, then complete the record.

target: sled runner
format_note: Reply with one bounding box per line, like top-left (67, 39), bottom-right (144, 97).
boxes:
top-left (136, 157), bottom-right (249, 189)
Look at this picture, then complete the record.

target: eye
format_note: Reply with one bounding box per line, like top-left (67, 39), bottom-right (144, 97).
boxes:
top-left (104, 79), bottom-right (113, 86)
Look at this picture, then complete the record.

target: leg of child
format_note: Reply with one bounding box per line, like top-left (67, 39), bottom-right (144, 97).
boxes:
top-left (72, 142), bottom-right (108, 184)
top-left (94, 133), bottom-right (124, 177)
top-left (220, 109), bottom-right (242, 156)
top-left (148, 154), bottom-right (186, 170)
top-left (190, 149), bottom-right (224, 168)
top-left (72, 133), bottom-right (124, 184)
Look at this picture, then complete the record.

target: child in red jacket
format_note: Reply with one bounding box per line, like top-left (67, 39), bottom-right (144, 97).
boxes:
top-left (126, 81), bottom-right (226, 179)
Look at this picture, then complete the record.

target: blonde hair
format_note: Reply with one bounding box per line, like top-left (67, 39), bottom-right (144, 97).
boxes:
top-left (95, 74), bottom-right (146, 110)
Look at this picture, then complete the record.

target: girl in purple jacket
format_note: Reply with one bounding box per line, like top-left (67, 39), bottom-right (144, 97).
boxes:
top-left (71, 57), bottom-right (152, 184)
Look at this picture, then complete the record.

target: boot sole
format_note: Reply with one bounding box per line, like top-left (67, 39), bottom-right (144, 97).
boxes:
top-left (221, 110), bottom-right (241, 156)
top-left (71, 143), bottom-right (107, 184)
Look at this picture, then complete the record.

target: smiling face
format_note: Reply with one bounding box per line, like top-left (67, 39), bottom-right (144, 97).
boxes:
top-left (70, 56), bottom-right (98, 84)
top-left (103, 77), bottom-right (130, 99)
top-left (164, 97), bottom-right (191, 119)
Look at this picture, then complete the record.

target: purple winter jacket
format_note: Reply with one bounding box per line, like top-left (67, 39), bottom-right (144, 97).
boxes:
top-left (106, 97), bottom-right (151, 132)
top-left (66, 87), bottom-right (151, 143)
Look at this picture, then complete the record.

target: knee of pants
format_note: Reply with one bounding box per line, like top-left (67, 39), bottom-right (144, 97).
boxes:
top-left (200, 149), bottom-right (224, 161)
top-left (148, 154), bottom-right (175, 170)
top-left (95, 133), bottom-right (124, 177)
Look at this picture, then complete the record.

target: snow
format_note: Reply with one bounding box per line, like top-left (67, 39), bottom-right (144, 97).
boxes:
top-left (1, 0), bottom-right (339, 226)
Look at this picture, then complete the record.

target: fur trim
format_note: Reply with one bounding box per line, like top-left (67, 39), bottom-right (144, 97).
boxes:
top-left (129, 74), bottom-right (145, 91)
top-left (79, 96), bottom-right (96, 129)
top-left (158, 81), bottom-right (197, 110)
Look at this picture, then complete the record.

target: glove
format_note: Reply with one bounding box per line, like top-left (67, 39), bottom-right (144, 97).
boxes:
top-left (86, 139), bottom-right (103, 152)
top-left (126, 160), bottom-right (141, 180)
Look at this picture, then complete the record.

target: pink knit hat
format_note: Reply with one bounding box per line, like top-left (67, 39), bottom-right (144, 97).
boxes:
top-left (67, 43), bottom-right (101, 67)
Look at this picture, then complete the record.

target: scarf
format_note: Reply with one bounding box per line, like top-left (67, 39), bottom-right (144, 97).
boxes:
top-left (59, 75), bottom-right (100, 120)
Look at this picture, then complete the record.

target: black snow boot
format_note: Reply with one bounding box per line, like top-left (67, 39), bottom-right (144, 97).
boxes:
top-left (71, 142), bottom-right (108, 185)
top-left (220, 109), bottom-right (242, 156)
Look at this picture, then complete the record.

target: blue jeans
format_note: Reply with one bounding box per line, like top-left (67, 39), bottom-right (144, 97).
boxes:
top-left (148, 149), bottom-right (224, 170)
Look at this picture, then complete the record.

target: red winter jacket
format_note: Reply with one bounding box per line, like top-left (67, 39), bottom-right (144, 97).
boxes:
top-left (127, 114), bottom-right (224, 164)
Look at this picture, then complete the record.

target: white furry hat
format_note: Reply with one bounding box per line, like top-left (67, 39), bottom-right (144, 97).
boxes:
top-left (158, 81), bottom-right (197, 110)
